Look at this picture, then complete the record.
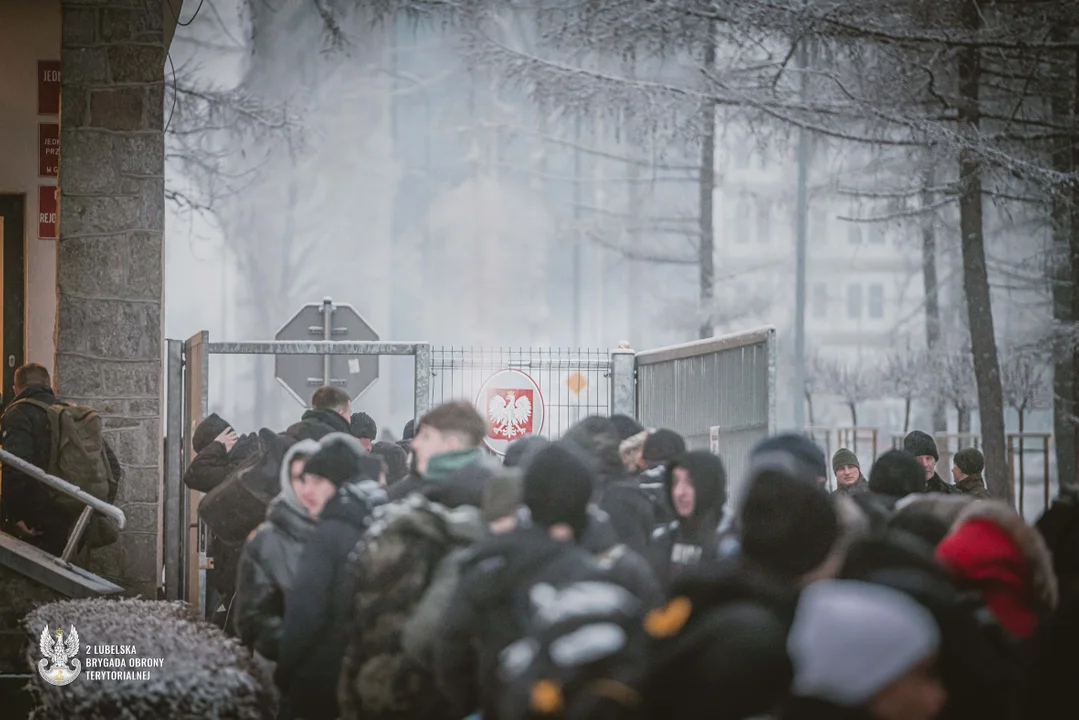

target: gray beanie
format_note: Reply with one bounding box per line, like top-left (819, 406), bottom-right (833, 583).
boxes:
top-left (788, 580), bottom-right (940, 707)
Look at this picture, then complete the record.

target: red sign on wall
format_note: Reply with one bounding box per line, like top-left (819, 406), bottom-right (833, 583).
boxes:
top-left (39, 123), bottom-right (59, 177)
top-left (38, 61), bottom-right (61, 115)
top-left (39, 186), bottom-right (58, 239)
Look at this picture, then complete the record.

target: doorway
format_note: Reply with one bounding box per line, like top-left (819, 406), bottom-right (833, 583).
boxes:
top-left (0, 195), bottom-right (26, 407)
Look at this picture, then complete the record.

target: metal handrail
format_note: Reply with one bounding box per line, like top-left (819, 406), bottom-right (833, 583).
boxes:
top-left (0, 447), bottom-right (126, 562)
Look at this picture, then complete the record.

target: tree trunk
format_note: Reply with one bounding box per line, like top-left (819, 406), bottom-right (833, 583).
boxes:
top-left (920, 157), bottom-right (948, 433)
top-left (849, 402), bottom-right (857, 427)
top-left (1049, 29), bottom-right (1077, 489)
top-left (904, 396), bottom-right (912, 434)
top-left (957, 4), bottom-right (1011, 504)
top-left (806, 390), bottom-right (815, 427)
top-left (624, 58), bottom-right (643, 347)
top-left (698, 29), bottom-right (716, 340)
top-left (1071, 47), bottom-right (1079, 487)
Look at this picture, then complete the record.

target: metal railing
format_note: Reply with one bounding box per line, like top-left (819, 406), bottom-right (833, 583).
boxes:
top-left (0, 447), bottom-right (126, 563)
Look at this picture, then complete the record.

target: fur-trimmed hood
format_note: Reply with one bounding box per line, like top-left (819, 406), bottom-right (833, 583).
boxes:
top-left (947, 500), bottom-right (1058, 612)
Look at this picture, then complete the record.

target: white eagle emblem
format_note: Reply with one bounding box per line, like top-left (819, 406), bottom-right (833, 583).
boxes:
top-left (488, 390), bottom-right (532, 439)
top-left (38, 624), bottom-right (81, 686)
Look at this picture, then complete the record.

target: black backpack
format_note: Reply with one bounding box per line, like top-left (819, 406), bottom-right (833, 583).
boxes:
top-left (495, 573), bottom-right (647, 720)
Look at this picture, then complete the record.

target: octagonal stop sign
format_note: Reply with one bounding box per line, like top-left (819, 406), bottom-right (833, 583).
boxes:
top-left (275, 299), bottom-right (380, 407)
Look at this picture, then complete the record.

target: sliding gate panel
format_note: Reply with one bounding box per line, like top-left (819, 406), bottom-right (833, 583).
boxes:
top-left (636, 327), bottom-right (776, 502)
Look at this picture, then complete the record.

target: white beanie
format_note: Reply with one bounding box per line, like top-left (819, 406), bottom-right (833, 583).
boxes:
top-left (787, 580), bottom-right (940, 707)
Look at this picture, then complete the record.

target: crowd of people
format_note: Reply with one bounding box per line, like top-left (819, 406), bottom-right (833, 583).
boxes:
top-left (170, 384), bottom-right (1079, 720)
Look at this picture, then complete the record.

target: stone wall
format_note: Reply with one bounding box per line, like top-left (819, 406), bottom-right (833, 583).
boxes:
top-left (57, 0), bottom-right (164, 598)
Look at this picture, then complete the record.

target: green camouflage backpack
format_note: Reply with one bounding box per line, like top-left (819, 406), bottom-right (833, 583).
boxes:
top-left (16, 399), bottom-right (118, 548)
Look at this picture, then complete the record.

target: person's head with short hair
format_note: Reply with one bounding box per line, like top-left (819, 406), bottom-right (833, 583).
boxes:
top-left (13, 363), bottom-right (51, 395)
top-left (311, 386), bottom-right (352, 421)
top-left (833, 448), bottom-right (862, 489)
top-left (350, 411), bottom-right (377, 450)
top-left (869, 450), bottom-right (927, 498)
top-left (504, 435), bottom-right (550, 471)
top-left (370, 440), bottom-right (409, 484)
top-left (903, 431), bottom-right (939, 481)
top-left (642, 429), bottom-right (687, 470)
top-left (412, 401), bottom-right (487, 475)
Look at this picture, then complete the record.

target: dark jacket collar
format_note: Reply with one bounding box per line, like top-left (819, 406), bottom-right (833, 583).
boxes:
top-left (301, 408), bottom-right (351, 434)
top-left (834, 476), bottom-right (869, 495)
top-left (12, 384), bottom-right (58, 404)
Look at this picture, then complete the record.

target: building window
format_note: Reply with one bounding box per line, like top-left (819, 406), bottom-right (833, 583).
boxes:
top-left (735, 198), bottom-right (752, 243)
top-left (868, 283), bottom-right (884, 318)
top-left (847, 284), bottom-right (863, 319)
top-left (870, 227), bottom-right (886, 245)
top-left (847, 224), bottom-right (863, 245)
top-left (813, 283), bottom-right (827, 318)
top-left (757, 201), bottom-right (771, 243)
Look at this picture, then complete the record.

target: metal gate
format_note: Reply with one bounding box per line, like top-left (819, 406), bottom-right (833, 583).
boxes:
top-left (636, 327), bottom-right (776, 501)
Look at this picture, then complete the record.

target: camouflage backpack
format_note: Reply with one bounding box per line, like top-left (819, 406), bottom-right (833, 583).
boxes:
top-left (10, 399), bottom-right (118, 548)
top-left (337, 495), bottom-right (486, 720)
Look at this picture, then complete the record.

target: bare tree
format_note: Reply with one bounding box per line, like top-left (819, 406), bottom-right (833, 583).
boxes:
top-left (881, 345), bottom-right (925, 434)
top-left (1001, 351), bottom-right (1051, 435)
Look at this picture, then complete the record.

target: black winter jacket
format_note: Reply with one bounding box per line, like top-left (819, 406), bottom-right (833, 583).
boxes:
top-left (597, 472), bottom-right (656, 556)
top-left (276, 480), bottom-right (386, 720)
top-left (235, 496), bottom-right (317, 661)
top-left (182, 432), bottom-right (259, 493)
top-left (0, 385), bottom-right (122, 555)
top-left (436, 526), bottom-right (616, 720)
top-left (285, 409), bottom-right (352, 442)
top-left (927, 472), bottom-right (955, 494)
top-left (581, 506), bottom-right (663, 609)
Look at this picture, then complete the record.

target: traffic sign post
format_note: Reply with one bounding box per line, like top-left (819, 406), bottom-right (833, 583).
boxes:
top-left (275, 297), bottom-right (380, 407)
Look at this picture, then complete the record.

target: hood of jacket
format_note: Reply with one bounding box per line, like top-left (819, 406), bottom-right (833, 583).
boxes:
top-left (277, 439), bottom-right (322, 515)
top-left (665, 451), bottom-right (727, 521)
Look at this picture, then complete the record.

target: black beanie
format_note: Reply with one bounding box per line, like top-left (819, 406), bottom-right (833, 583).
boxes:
top-left (953, 447), bottom-right (984, 475)
top-left (402, 419), bottom-right (416, 441)
top-left (350, 412), bottom-right (378, 440)
top-left (643, 429), bottom-right (687, 465)
top-left (903, 430), bottom-right (939, 461)
top-left (504, 436), bottom-right (550, 470)
top-left (304, 436), bottom-right (365, 486)
top-left (193, 413), bottom-right (231, 454)
top-left (750, 434), bottom-right (828, 481)
top-left (523, 443), bottom-right (595, 539)
top-left (610, 414), bottom-right (645, 441)
top-left (370, 441), bottom-right (408, 483)
top-left (869, 450), bottom-right (927, 497)
top-left (740, 470), bottom-right (838, 579)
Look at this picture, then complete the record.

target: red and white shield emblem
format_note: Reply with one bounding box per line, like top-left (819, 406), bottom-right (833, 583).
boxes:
top-left (475, 369), bottom-right (546, 456)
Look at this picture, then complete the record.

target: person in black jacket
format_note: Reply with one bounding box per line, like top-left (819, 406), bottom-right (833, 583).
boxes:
top-left (285, 386), bottom-right (353, 442)
top-left (904, 430), bottom-right (954, 494)
top-left (0, 363), bottom-right (122, 555)
top-left (650, 451), bottom-right (734, 587)
top-left (235, 439), bottom-right (323, 664)
top-left (183, 412), bottom-right (259, 493)
top-left (276, 433), bottom-right (387, 720)
top-left (562, 416), bottom-right (655, 555)
top-left (436, 442), bottom-right (627, 720)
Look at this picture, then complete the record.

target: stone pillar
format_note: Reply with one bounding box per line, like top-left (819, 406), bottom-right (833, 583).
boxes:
top-left (57, 0), bottom-right (164, 597)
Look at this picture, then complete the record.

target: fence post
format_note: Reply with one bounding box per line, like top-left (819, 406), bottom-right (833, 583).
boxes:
top-left (164, 339), bottom-right (184, 601)
top-left (609, 345), bottom-right (636, 419)
top-left (414, 343), bottom-right (432, 421)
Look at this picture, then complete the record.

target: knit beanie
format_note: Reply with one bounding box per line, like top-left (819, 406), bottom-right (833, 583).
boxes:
top-left (904, 431), bottom-right (939, 461)
top-left (787, 580), bottom-right (941, 707)
top-left (643, 429), bottom-right (687, 465)
top-left (402, 418), bottom-right (416, 441)
top-left (192, 413), bottom-right (231, 454)
top-left (832, 448), bottom-right (860, 473)
top-left (609, 413), bottom-right (645, 441)
top-left (482, 466), bottom-right (524, 523)
top-left (303, 433), bottom-right (366, 486)
top-left (751, 434), bottom-right (828, 482)
top-left (370, 441), bottom-right (409, 484)
top-left (869, 450), bottom-right (927, 497)
top-left (350, 412), bottom-right (378, 440)
top-left (740, 469), bottom-right (839, 580)
top-left (953, 447), bottom-right (984, 476)
top-left (523, 443), bottom-right (595, 539)
top-left (503, 436), bottom-right (550, 470)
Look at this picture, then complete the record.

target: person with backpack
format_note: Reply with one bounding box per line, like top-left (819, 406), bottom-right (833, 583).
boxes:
top-left (276, 433), bottom-right (386, 720)
top-left (0, 363), bottom-right (121, 555)
top-left (182, 412), bottom-right (259, 494)
top-left (436, 442), bottom-right (647, 720)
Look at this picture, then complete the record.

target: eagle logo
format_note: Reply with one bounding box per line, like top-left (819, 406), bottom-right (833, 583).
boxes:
top-left (488, 389), bottom-right (533, 440)
top-left (38, 624), bottom-right (81, 686)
